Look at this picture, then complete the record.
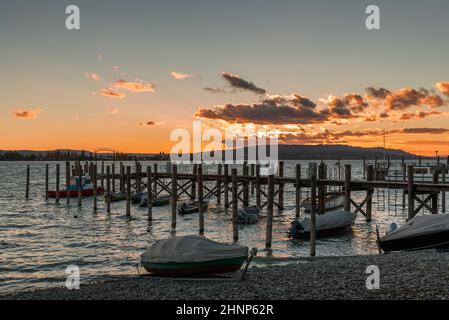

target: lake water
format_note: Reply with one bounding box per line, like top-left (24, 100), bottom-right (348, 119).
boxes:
top-left (0, 160), bottom-right (446, 294)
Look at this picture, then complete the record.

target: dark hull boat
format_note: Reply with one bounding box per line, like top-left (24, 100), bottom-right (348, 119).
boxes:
top-left (139, 195), bottom-right (170, 207)
top-left (238, 206), bottom-right (261, 224)
top-left (288, 209), bottom-right (357, 240)
top-left (141, 235), bottom-right (248, 275)
top-left (178, 200), bottom-right (209, 215)
top-left (106, 192), bottom-right (127, 202)
top-left (378, 214), bottom-right (449, 252)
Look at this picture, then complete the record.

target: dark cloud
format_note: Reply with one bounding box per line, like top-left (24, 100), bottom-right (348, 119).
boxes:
top-left (366, 87), bottom-right (391, 99)
top-left (221, 72), bottom-right (267, 95)
top-left (399, 128), bottom-right (449, 134)
top-left (203, 87), bottom-right (228, 94)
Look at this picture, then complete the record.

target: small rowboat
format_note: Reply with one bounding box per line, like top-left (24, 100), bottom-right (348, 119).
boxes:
top-left (141, 235), bottom-right (249, 275)
top-left (288, 209), bottom-right (356, 240)
top-left (238, 206), bottom-right (261, 224)
top-left (302, 191), bottom-right (344, 212)
top-left (377, 214), bottom-right (449, 252)
top-left (139, 195), bottom-right (170, 207)
top-left (47, 176), bottom-right (104, 198)
top-left (178, 200), bottom-right (209, 215)
top-left (132, 192), bottom-right (145, 204)
top-left (106, 192), bottom-right (127, 202)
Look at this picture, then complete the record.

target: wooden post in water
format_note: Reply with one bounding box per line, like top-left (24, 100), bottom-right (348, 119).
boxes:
top-left (442, 167), bottom-right (446, 213)
top-left (45, 164), bottom-right (49, 200)
top-left (250, 164), bottom-right (255, 196)
top-left (126, 166), bottom-right (131, 216)
top-left (363, 157), bottom-right (366, 180)
top-left (243, 162), bottom-right (249, 207)
top-left (55, 164), bottom-right (60, 203)
top-left (344, 164), bottom-right (351, 212)
top-left (265, 174), bottom-right (275, 249)
top-left (153, 163), bottom-right (158, 196)
top-left (171, 164), bottom-right (178, 229)
top-left (309, 163), bottom-right (318, 257)
top-left (256, 164), bottom-right (261, 208)
top-left (198, 164), bottom-right (204, 235)
top-left (318, 162), bottom-right (325, 214)
top-left (119, 162), bottom-right (124, 192)
top-left (366, 165), bottom-right (374, 222)
top-left (101, 161), bottom-right (105, 187)
top-left (432, 172), bottom-right (439, 214)
top-left (224, 164), bottom-right (229, 208)
top-left (106, 166), bottom-right (111, 214)
top-left (190, 164), bottom-right (197, 200)
top-left (147, 166), bottom-right (152, 221)
top-left (136, 162), bottom-right (141, 192)
top-left (93, 164), bottom-right (97, 212)
top-left (111, 163), bottom-right (116, 194)
top-left (295, 164), bottom-right (301, 218)
top-left (216, 163), bottom-right (222, 204)
top-left (278, 161), bottom-right (284, 210)
top-left (407, 165), bottom-right (415, 221)
top-left (231, 168), bottom-right (238, 242)
top-left (402, 162), bottom-right (407, 209)
top-left (25, 165), bottom-right (30, 199)
top-left (66, 161), bottom-right (70, 204)
top-left (77, 162), bottom-right (82, 207)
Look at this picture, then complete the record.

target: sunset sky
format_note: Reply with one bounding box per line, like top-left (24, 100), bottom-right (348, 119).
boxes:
top-left (1, 0), bottom-right (449, 156)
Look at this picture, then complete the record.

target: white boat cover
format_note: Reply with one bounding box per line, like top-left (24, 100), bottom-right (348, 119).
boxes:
top-left (300, 210), bottom-right (356, 232)
top-left (141, 235), bottom-right (248, 263)
top-left (382, 214), bottom-right (449, 241)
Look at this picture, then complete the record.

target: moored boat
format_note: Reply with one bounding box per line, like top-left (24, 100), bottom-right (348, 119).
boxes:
top-left (238, 206), bottom-right (261, 224)
top-left (106, 192), bottom-right (127, 202)
top-left (378, 214), bottom-right (449, 252)
top-left (288, 209), bottom-right (356, 239)
top-left (47, 176), bottom-right (104, 198)
top-left (302, 191), bottom-right (344, 212)
top-left (139, 194), bottom-right (170, 207)
top-left (140, 235), bottom-right (249, 275)
top-left (177, 200), bottom-right (209, 215)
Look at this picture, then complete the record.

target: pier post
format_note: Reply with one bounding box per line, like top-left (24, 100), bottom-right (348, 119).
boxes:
top-left (256, 164), bottom-right (261, 208)
top-left (402, 162), bottom-right (407, 208)
top-left (25, 165), bottom-right (30, 199)
top-left (111, 163), bottom-right (116, 194)
top-left (363, 157), bottom-right (366, 180)
top-left (191, 164), bottom-right (197, 200)
top-left (231, 168), bottom-right (238, 242)
top-left (265, 174), bottom-right (275, 249)
top-left (136, 162), bottom-right (141, 192)
top-left (344, 165), bottom-right (351, 212)
top-left (310, 163), bottom-right (318, 257)
top-left (153, 164), bottom-right (158, 196)
top-left (55, 164), bottom-right (60, 203)
top-left (119, 162), bottom-right (124, 192)
top-left (93, 164), bottom-right (97, 212)
top-left (45, 164), bottom-right (49, 200)
top-left (171, 164), bottom-right (178, 229)
top-left (432, 172), bottom-right (439, 214)
top-left (295, 164), bottom-right (301, 218)
top-left (250, 164), bottom-right (255, 196)
top-left (101, 161), bottom-right (104, 187)
top-left (407, 165), bottom-right (415, 220)
top-left (243, 162), bottom-right (249, 207)
top-left (366, 165), bottom-right (374, 222)
top-left (77, 162), bottom-right (82, 207)
top-left (147, 166), bottom-right (152, 221)
top-left (66, 161), bottom-right (70, 204)
top-left (126, 166), bottom-right (131, 216)
top-left (419, 156), bottom-right (422, 166)
top-left (278, 161), bottom-right (284, 210)
top-left (216, 163), bottom-right (222, 204)
top-left (198, 164), bottom-right (204, 235)
top-left (106, 166), bottom-right (111, 214)
top-left (442, 167), bottom-right (446, 213)
top-left (318, 162), bottom-right (325, 214)
top-left (224, 164), bottom-right (229, 208)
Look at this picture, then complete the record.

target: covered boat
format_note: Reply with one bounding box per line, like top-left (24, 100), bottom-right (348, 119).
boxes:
top-left (178, 200), bottom-right (209, 215)
top-left (139, 194), bottom-right (170, 207)
top-left (238, 206), bottom-right (261, 224)
top-left (302, 191), bottom-right (344, 212)
top-left (47, 176), bottom-right (104, 198)
top-left (141, 235), bottom-right (248, 275)
top-left (378, 214), bottom-right (449, 252)
top-left (288, 209), bottom-right (356, 239)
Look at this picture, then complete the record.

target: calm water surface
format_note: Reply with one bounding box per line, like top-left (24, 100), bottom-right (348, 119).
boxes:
top-left (0, 160), bottom-right (445, 294)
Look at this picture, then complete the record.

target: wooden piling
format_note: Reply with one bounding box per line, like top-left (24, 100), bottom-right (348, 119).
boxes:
top-left (231, 168), bottom-right (238, 242)
top-left (153, 163), bottom-right (158, 196)
top-left (366, 165), bottom-right (374, 222)
top-left (295, 164), bottom-right (301, 218)
top-left (250, 164), bottom-right (255, 196)
top-left (224, 164), bottom-right (229, 208)
top-left (318, 162), bottom-right (325, 214)
top-left (101, 161), bottom-right (104, 187)
top-left (111, 163), bottom-right (116, 194)
top-left (265, 174), bottom-right (275, 249)
top-left (119, 162), bottom-right (124, 192)
top-left (310, 163), bottom-right (318, 257)
top-left (256, 164), bottom-right (261, 208)
top-left (344, 165), bottom-right (351, 212)
top-left (55, 164), bottom-right (60, 203)
top-left (432, 172), bottom-right (439, 214)
top-left (77, 162), bottom-right (82, 207)
top-left (147, 166), bottom-right (152, 221)
top-left (198, 164), bottom-right (204, 234)
top-left (66, 161), bottom-right (70, 204)
top-left (243, 162), bottom-right (249, 207)
top-left (442, 167), bottom-right (446, 213)
top-left (278, 161), bottom-right (284, 210)
top-left (45, 164), bottom-right (49, 200)
top-left (363, 157), bottom-right (366, 180)
top-left (106, 166), bottom-right (111, 214)
top-left (191, 164), bottom-right (197, 200)
top-left (171, 164), bottom-right (178, 229)
top-left (136, 162), bottom-right (141, 192)
top-left (93, 164), bottom-right (97, 212)
top-left (407, 165), bottom-right (415, 220)
top-left (216, 163), bottom-right (222, 204)
top-left (25, 165), bottom-right (30, 199)
top-left (126, 166), bottom-right (131, 216)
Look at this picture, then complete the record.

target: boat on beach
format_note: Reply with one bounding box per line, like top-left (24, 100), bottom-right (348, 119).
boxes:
top-left (378, 214), bottom-right (449, 252)
top-left (238, 206), bottom-right (261, 224)
top-left (140, 235), bottom-right (249, 275)
top-left (288, 209), bottom-right (357, 240)
top-left (47, 176), bottom-right (104, 198)
top-left (302, 191), bottom-right (344, 212)
top-left (178, 200), bottom-right (209, 215)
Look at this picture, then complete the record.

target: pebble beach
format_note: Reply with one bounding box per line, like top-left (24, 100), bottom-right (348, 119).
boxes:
top-left (3, 250), bottom-right (449, 300)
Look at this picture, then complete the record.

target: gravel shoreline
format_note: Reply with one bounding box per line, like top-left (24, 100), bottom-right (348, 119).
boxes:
top-left (3, 250), bottom-right (449, 300)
